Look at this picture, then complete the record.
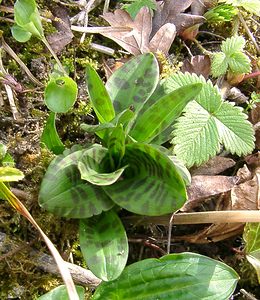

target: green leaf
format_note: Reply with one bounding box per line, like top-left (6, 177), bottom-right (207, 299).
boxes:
top-left (38, 285), bottom-right (85, 300)
top-left (14, 0), bottom-right (44, 39)
top-left (166, 72), bottom-right (254, 167)
top-left (221, 35), bottom-right (246, 55)
top-left (219, 0), bottom-right (260, 16)
top-left (11, 24), bottom-right (32, 42)
top-left (93, 252), bottom-right (239, 300)
top-left (228, 52), bottom-right (251, 74)
top-left (80, 210), bottom-right (128, 281)
top-left (123, 0), bottom-right (156, 18)
top-left (243, 223), bottom-right (260, 282)
top-left (78, 146), bottom-right (126, 186)
top-left (108, 125), bottom-right (126, 168)
top-left (85, 65), bottom-right (115, 123)
top-left (39, 147), bottom-right (114, 218)
top-left (106, 53), bottom-right (159, 114)
top-left (80, 122), bottom-right (115, 134)
top-left (204, 4), bottom-right (238, 22)
top-left (214, 102), bottom-right (255, 155)
top-left (211, 52), bottom-right (228, 77)
top-left (104, 143), bottom-right (187, 216)
top-left (41, 112), bottom-right (65, 155)
top-left (130, 83), bottom-right (202, 143)
top-left (44, 76), bottom-right (78, 113)
top-left (0, 167), bottom-right (24, 182)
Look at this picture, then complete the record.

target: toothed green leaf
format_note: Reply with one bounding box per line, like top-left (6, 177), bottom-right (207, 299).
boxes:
top-left (221, 35), bottom-right (246, 54)
top-left (211, 52), bottom-right (228, 77)
top-left (228, 52), bottom-right (251, 74)
top-left (80, 210), bottom-right (128, 281)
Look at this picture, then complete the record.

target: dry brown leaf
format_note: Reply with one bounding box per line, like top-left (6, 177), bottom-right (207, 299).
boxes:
top-left (182, 175), bottom-right (239, 211)
top-left (191, 156), bottom-right (235, 176)
top-left (101, 7), bottom-right (176, 55)
top-left (152, 0), bottom-right (205, 37)
top-left (181, 55), bottom-right (211, 79)
top-left (47, 5), bottom-right (74, 54)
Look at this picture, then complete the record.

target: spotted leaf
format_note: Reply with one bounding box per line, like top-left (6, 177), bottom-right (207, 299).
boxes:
top-left (39, 147), bottom-right (114, 218)
top-left (78, 146), bottom-right (127, 186)
top-left (106, 53), bottom-right (159, 114)
top-left (80, 210), bottom-right (128, 281)
top-left (104, 143), bottom-right (186, 216)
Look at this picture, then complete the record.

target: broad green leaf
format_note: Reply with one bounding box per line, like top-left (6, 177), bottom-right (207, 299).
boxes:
top-left (130, 83), bottom-right (202, 143)
top-left (0, 143), bottom-right (7, 161)
top-left (80, 210), bottom-right (128, 281)
top-left (211, 52), bottom-right (228, 77)
top-left (221, 35), bottom-right (246, 55)
top-left (11, 24), bottom-right (32, 42)
top-left (41, 112), bottom-right (65, 155)
top-left (166, 72), bottom-right (254, 167)
top-left (228, 52), bottom-right (251, 74)
top-left (243, 223), bottom-right (260, 282)
top-left (168, 156), bottom-right (191, 185)
top-left (0, 167), bottom-right (24, 182)
top-left (85, 65), bottom-right (115, 123)
top-left (93, 252), bottom-right (239, 300)
top-left (113, 109), bottom-right (135, 129)
top-left (108, 125), bottom-right (126, 168)
top-left (44, 76), bottom-right (78, 113)
top-left (14, 0), bottom-right (44, 39)
top-left (214, 102), bottom-right (255, 155)
top-left (78, 146), bottom-right (126, 186)
top-left (39, 147), bottom-right (114, 218)
top-left (106, 53), bottom-right (159, 114)
top-left (104, 143), bottom-right (186, 216)
top-left (38, 285), bottom-right (85, 300)
top-left (123, 0), bottom-right (156, 18)
top-left (219, 0), bottom-right (260, 16)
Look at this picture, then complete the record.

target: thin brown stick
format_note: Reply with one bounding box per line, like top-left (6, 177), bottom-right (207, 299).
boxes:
top-left (124, 210), bottom-right (260, 226)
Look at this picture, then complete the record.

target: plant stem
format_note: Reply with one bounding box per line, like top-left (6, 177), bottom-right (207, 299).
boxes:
top-left (42, 37), bottom-right (67, 76)
top-left (124, 210), bottom-right (260, 226)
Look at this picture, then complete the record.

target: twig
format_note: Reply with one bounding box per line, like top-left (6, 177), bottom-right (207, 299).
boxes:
top-left (90, 42), bottom-right (114, 55)
top-left (124, 210), bottom-right (260, 226)
top-left (0, 231), bottom-right (101, 288)
top-left (240, 289), bottom-right (258, 300)
top-left (192, 39), bottom-right (212, 56)
top-left (79, 0), bottom-right (96, 44)
top-left (103, 0), bottom-right (110, 14)
top-left (238, 11), bottom-right (260, 55)
top-left (71, 25), bottom-right (131, 34)
top-left (3, 84), bottom-right (20, 120)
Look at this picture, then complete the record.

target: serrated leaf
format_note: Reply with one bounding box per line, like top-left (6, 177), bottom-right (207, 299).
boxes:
top-left (41, 112), bottom-right (65, 155)
top-left (92, 252), bottom-right (239, 300)
top-left (130, 83), bottom-right (202, 142)
top-left (172, 101), bottom-right (220, 167)
top-left (38, 285), bottom-right (85, 300)
top-left (11, 24), bottom-right (32, 42)
top-left (221, 35), bottom-right (246, 55)
top-left (219, 0), bottom-right (260, 16)
top-left (166, 72), bottom-right (254, 166)
top-left (214, 102), bottom-right (255, 155)
top-left (228, 52), bottom-right (251, 74)
top-left (211, 52), bottom-right (228, 77)
top-left (106, 53), bottom-right (159, 114)
top-left (78, 146), bottom-right (126, 186)
top-left (104, 143), bottom-right (187, 216)
top-left (123, 0), bottom-right (156, 18)
top-left (85, 65), bottom-right (115, 123)
top-left (44, 76), bottom-right (78, 113)
top-left (243, 223), bottom-right (260, 283)
top-left (80, 210), bottom-right (128, 281)
top-left (14, 0), bottom-right (44, 39)
top-left (0, 167), bottom-right (24, 182)
top-left (39, 147), bottom-right (114, 218)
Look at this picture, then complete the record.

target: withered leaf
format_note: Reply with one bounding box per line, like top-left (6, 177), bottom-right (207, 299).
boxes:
top-left (181, 55), bottom-right (211, 79)
top-left (152, 0), bottom-right (205, 37)
top-left (191, 156), bottom-right (236, 176)
top-left (182, 175), bottom-right (239, 211)
top-left (47, 5), bottom-right (74, 54)
top-left (101, 7), bottom-right (176, 55)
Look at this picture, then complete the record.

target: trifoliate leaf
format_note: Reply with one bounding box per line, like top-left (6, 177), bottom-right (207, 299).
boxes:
top-left (221, 35), bottom-right (246, 55)
top-left (165, 72), bottom-right (255, 167)
top-left (204, 4), bottom-right (237, 23)
top-left (228, 52), bottom-right (251, 74)
top-left (211, 52), bottom-right (228, 77)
